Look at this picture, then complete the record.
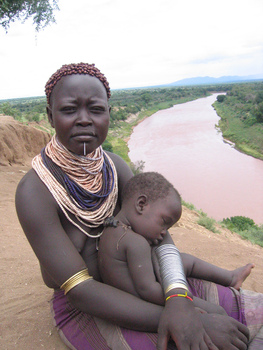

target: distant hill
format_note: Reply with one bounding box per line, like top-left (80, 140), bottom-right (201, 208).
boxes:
top-left (116, 74), bottom-right (263, 92)
top-left (162, 74), bottom-right (263, 87)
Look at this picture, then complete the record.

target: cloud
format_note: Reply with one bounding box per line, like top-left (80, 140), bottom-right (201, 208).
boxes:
top-left (0, 0), bottom-right (263, 99)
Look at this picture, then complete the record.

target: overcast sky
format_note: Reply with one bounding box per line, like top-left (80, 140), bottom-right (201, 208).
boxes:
top-left (1, 0), bottom-right (263, 100)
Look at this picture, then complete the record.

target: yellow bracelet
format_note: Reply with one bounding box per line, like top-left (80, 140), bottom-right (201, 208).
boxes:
top-left (165, 283), bottom-right (189, 295)
top-left (166, 291), bottom-right (193, 302)
top-left (60, 268), bottom-right (93, 295)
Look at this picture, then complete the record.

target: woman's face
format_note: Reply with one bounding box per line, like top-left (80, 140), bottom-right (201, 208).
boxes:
top-left (47, 74), bottom-right (110, 155)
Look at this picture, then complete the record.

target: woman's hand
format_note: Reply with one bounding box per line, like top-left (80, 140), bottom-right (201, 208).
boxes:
top-left (200, 313), bottom-right (249, 350)
top-left (157, 297), bottom-right (218, 350)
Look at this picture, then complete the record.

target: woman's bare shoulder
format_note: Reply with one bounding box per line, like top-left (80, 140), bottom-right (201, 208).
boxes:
top-left (17, 167), bottom-right (43, 187)
top-left (16, 168), bottom-right (58, 214)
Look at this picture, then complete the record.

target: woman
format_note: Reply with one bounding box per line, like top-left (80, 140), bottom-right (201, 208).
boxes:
top-left (16, 63), bottom-right (253, 350)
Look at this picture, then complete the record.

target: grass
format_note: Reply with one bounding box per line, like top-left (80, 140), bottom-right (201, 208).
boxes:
top-left (197, 210), bottom-right (220, 233)
top-left (181, 200), bottom-right (220, 233)
top-left (181, 200), bottom-right (196, 211)
top-left (221, 216), bottom-right (263, 247)
top-left (213, 101), bottom-right (263, 160)
top-left (182, 202), bottom-right (263, 247)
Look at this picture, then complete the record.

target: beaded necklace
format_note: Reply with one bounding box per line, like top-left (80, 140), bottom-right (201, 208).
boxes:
top-left (103, 216), bottom-right (131, 250)
top-left (32, 136), bottom-right (118, 238)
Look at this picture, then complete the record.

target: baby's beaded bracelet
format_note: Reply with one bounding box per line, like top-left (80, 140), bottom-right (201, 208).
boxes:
top-left (165, 291), bottom-right (193, 302)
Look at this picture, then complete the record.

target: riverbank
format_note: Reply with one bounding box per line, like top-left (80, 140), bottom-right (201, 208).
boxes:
top-left (128, 94), bottom-right (263, 225)
top-left (212, 83), bottom-right (263, 161)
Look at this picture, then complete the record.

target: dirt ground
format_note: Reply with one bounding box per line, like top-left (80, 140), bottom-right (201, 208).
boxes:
top-left (1, 116), bottom-right (263, 349)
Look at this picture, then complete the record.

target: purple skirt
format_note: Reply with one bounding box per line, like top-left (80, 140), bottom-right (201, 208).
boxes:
top-left (51, 279), bottom-right (263, 349)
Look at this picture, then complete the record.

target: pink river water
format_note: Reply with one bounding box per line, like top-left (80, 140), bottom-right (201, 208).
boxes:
top-left (128, 94), bottom-right (263, 225)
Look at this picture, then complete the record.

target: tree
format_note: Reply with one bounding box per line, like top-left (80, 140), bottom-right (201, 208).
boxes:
top-left (0, 102), bottom-right (21, 118)
top-left (102, 139), bottom-right (113, 152)
top-left (216, 94), bottom-right (226, 103)
top-left (0, 0), bottom-right (59, 32)
top-left (254, 101), bottom-right (263, 123)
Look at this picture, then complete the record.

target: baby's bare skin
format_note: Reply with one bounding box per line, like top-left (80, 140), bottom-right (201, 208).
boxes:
top-left (230, 263), bottom-right (255, 290)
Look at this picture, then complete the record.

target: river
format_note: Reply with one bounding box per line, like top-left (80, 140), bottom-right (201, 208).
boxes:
top-left (128, 94), bottom-right (263, 225)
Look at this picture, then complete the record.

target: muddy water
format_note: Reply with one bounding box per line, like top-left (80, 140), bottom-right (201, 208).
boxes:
top-left (128, 94), bottom-right (263, 224)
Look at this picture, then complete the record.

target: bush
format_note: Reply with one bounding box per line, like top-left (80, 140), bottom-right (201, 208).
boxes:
top-left (129, 160), bottom-right (145, 175)
top-left (222, 216), bottom-right (255, 231)
top-left (197, 211), bottom-right (219, 233)
top-left (221, 216), bottom-right (263, 247)
top-left (102, 139), bottom-right (113, 152)
top-left (217, 95), bottom-right (226, 103)
top-left (181, 200), bottom-right (196, 210)
top-left (238, 226), bottom-right (263, 247)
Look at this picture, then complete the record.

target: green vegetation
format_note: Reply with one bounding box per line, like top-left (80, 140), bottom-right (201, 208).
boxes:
top-left (129, 160), bottom-right (145, 175)
top-left (0, 0), bottom-right (59, 32)
top-left (222, 216), bottom-right (263, 247)
top-left (2, 82), bottom-right (262, 162)
top-left (1, 80), bottom-right (262, 162)
top-left (181, 201), bottom-right (263, 247)
top-left (181, 200), bottom-right (196, 211)
top-left (213, 82), bottom-right (263, 160)
top-left (181, 200), bottom-right (219, 233)
top-left (197, 210), bottom-right (219, 233)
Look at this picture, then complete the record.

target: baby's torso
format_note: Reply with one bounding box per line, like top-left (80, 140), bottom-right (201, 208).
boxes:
top-left (98, 225), bottom-right (141, 297)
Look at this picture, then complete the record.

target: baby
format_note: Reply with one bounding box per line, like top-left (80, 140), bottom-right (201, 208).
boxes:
top-left (98, 172), bottom-right (254, 312)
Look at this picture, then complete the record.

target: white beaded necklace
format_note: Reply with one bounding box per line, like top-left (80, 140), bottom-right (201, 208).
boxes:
top-left (32, 136), bottom-right (118, 238)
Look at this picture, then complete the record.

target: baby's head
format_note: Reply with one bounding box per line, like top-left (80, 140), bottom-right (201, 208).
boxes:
top-left (122, 172), bottom-right (180, 204)
top-left (122, 172), bottom-right (182, 244)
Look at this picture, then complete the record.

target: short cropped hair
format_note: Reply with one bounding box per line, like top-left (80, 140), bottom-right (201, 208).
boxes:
top-left (122, 172), bottom-right (181, 204)
top-left (45, 62), bottom-right (111, 106)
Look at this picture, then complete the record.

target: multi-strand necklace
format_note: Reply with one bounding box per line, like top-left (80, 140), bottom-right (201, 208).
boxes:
top-left (32, 136), bottom-right (118, 238)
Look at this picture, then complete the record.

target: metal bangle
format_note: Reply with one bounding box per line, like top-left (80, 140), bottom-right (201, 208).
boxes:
top-left (155, 244), bottom-right (188, 295)
top-left (60, 268), bottom-right (93, 295)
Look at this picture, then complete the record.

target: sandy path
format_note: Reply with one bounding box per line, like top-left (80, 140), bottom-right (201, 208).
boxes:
top-left (1, 164), bottom-right (262, 349)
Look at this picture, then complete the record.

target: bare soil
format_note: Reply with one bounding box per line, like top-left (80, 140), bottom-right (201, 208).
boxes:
top-left (0, 116), bottom-right (262, 349)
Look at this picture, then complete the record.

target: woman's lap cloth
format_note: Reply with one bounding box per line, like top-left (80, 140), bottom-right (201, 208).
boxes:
top-left (51, 279), bottom-right (263, 350)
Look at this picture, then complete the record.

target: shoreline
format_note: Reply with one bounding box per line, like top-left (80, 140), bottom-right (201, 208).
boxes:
top-left (127, 95), bottom-right (263, 225)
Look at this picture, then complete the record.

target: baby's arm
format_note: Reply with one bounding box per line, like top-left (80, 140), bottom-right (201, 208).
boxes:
top-left (181, 253), bottom-right (254, 289)
top-left (127, 234), bottom-right (165, 305)
top-left (152, 247), bottom-right (226, 315)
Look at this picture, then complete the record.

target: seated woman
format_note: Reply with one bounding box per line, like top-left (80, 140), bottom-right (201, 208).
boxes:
top-left (15, 62), bottom-right (261, 350)
top-left (99, 171), bottom-right (254, 316)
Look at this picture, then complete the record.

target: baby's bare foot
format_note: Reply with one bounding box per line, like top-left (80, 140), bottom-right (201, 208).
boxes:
top-left (230, 263), bottom-right (255, 290)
